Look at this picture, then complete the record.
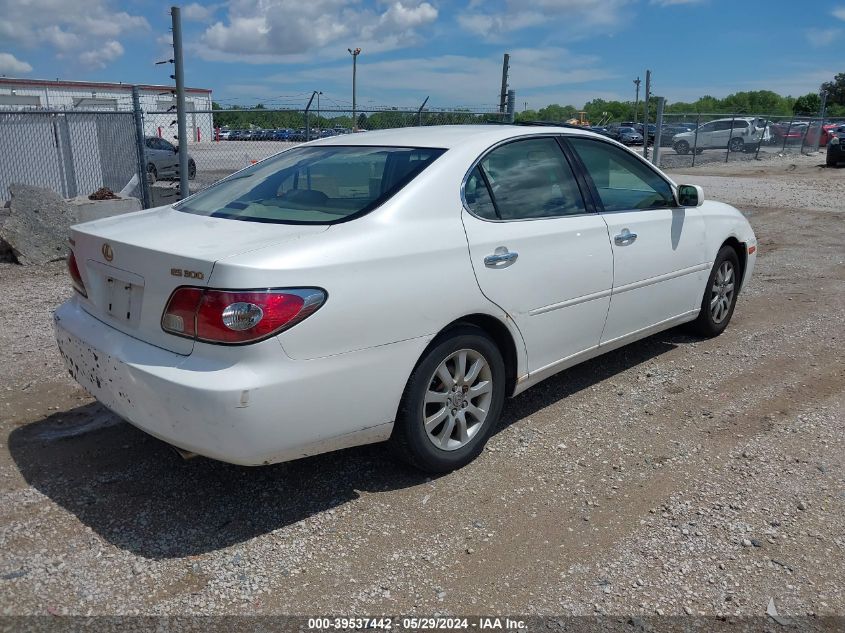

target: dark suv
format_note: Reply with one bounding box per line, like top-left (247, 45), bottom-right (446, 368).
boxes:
top-left (826, 125), bottom-right (845, 167)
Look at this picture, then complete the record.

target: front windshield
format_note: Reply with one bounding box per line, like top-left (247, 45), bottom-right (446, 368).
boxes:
top-left (176, 145), bottom-right (445, 225)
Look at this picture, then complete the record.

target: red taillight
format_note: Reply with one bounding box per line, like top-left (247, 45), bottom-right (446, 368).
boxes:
top-left (67, 251), bottom-right (87, 297)
top-left (162, 287), bottom-right (326, 345)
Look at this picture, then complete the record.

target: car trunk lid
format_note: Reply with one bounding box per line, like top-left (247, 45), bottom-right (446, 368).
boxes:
top-left (70, 205), bottom-right (329, 354)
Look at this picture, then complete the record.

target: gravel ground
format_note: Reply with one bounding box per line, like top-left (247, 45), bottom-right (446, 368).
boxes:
top-left (0, 156), bottom-right (843, 619)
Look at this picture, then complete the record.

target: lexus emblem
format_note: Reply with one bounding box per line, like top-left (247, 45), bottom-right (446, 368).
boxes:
top-left (102, 243), bottom-right (114, 262)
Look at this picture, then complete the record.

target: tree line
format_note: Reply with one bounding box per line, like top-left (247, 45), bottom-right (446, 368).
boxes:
top-left (211, 75), bottom-right (845, 129)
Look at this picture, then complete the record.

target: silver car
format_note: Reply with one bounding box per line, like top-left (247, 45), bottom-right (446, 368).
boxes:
top-left (144, 136), bottom-right (196, 183)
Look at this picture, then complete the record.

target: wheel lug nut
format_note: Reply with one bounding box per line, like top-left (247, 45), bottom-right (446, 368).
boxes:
top-left (462, 401), bottom-right (467, 407)
top-left (451, 409), bottom-right (457, 415)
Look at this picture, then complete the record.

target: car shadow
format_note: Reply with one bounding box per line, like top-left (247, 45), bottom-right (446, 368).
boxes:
top-left (8, 330), bottom-right (687, 559)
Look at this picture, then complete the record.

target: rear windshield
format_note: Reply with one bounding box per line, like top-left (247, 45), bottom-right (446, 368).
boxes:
top-left (176, 145), bottom-right (445, 224)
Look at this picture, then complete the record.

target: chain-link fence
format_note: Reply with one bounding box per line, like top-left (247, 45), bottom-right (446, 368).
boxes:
top-left (141, 108), bottom-right (508, 198)
top-left (0, 111), bottom-right (141, 202)
top-left (603, 113), bottom-right (840, 170)
top-left (655, 113), bottom-right (838, 169)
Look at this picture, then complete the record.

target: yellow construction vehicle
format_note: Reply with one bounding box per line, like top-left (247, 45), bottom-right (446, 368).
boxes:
top-left (565, 111), bottom-right (590, 126)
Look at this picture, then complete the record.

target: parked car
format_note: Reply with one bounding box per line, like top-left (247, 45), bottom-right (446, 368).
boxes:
top-left (826, 125), bottom-right (845, 166)
top-left (272, 129), bottom-right (293, 141)
top-left (609, 126), bottom-right (644, 145)
top-left (217, 128), bottom-right (231, 140)
top-left (672, 117), bottom-right (768, 154)
top-left (57, 125), bottom-right (756, 472)
top-left (635, 123), bottom-right (656, 144)
top-left (144, 136), bottom-right (196, 183)
top-left (659, 125), bottom-right (692, 147)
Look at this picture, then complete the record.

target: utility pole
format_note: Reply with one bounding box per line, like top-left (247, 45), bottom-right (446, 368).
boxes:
top-left (499, 53), bottom-right (510, 114)
top-left (633, 77), bottom-right (641, 123)
top-left (171, 6), bottom-right (189, 199)
top-left (348, 47), bottom-right (361, 130)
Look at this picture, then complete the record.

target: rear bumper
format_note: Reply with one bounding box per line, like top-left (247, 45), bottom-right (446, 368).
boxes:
top-left (54, 300), bottom-right (423, 465)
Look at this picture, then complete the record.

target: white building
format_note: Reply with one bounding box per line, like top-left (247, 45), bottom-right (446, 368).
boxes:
top-left (0, 77), bottom-right (214, 142)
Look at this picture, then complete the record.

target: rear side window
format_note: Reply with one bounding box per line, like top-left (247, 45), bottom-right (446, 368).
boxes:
top-left (464, 167), bottom-right (498, 220)
top-left (176, 146), bottom-right (444, 224)
top-left (472, 137), bottom-right (586, 220)
top-left (569, 137), bottom-right (674, 212)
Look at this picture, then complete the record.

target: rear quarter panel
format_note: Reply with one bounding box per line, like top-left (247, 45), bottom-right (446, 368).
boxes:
top-left (208, 155), bottom-right (528, 372)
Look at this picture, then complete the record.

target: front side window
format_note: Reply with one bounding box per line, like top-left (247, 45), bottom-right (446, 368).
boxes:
top-left (569, 137), bottom-right (675, 212)
top-left (473, 137), bottom-right (586, 220)
top-left (176, 145), bottom-right (444, 224)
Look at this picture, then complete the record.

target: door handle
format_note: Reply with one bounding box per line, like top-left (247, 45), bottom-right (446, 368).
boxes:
top-left (614, 229), bottom-right (637, 246)
top-left (484, 247), bottom-right (518, 267)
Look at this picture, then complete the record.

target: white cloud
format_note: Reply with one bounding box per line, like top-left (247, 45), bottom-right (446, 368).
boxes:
top-left (805, 28), bottom-right (841, 47)
top-left (183, 3), bottom-right (218, 22)
top-left (833, 6), bottom-right (845, 20)
top-left (0, 52), bottom-right (33, 74)
top-left (0, 0), bottom-right (147, 69)
top-left (197, 0), bottom-right (438, 61)
top-left (457, 0), bottom-right (632, 39)
top-left (79, 40), bottom-right (124, 69)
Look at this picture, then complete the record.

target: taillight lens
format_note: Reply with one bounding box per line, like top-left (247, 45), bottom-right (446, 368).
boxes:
top-left (67, 251), bottom-right (87, 297)
top-left (162, 287), bottom-right (326, 344)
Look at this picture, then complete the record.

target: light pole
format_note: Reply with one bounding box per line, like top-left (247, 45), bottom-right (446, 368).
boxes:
top-left (348, 47), bottom-right (361, 130)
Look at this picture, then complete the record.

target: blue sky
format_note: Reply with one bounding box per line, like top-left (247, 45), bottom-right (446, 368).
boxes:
top-left (1, 0), bottom-right (841, 110)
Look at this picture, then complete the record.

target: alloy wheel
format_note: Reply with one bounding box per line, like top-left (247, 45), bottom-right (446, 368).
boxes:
top-left (423, 349), bottom-right (493, 451)
top-left (710, 261), bottom-right (735, 324)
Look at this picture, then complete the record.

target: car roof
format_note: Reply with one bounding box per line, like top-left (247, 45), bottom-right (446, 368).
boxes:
top-left (306, 124), bottom-right (603, 149)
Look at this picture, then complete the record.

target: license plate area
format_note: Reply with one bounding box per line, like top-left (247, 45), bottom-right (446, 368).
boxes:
top-left (106, 276), bottom-right (138, 322)
top-left (87, 260), bottom-right (145, 328)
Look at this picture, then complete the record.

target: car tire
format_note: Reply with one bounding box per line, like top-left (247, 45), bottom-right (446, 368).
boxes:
top-left (188, 159), bottom-right (196, 180)
top-left (390, 325), bottom-right (506, 473)
top-left (728, 137), bottom-right (744, 153)
top-left (688, 245), bottom-right (741, 338)
top-left (675, 141), bottom-right (690, 155)
top-left (146, 163), bottom-right (157, 184)
top-left (827, 153), bottom-right (838, 167)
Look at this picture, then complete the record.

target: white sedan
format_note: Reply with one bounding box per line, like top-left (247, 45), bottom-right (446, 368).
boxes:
top-left (54, 125), bottom-right (757, 472)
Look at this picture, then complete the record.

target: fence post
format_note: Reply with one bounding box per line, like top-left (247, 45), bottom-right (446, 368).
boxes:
top-left (506, 90), bottom-right (516, 123)
top-left (642, 70), bottom-right (651, 160)
top-left (417, 96), bottom-right (429, 126)
top-left (652, 97), bottom-right (665, 167)
top-left (754, 115), bottom-right (767, 160)
top-left (304, 91), bottom-right (317, 141)
top-left (692, 114), bottom-right (700, 167)
top-left (725, 113), bottom-right (736, 163)
top-left (131, 86), bottom-right (152, 209)
top-left (171, 6), bottom-right (189, 200)
top-left (781, 116), bottom-right (794, 153)
top-left (798, 117), bottom-right (810, 155)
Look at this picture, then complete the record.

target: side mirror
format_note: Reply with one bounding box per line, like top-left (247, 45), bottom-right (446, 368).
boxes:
top-left (678, 184), bottom-right (704, 207)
